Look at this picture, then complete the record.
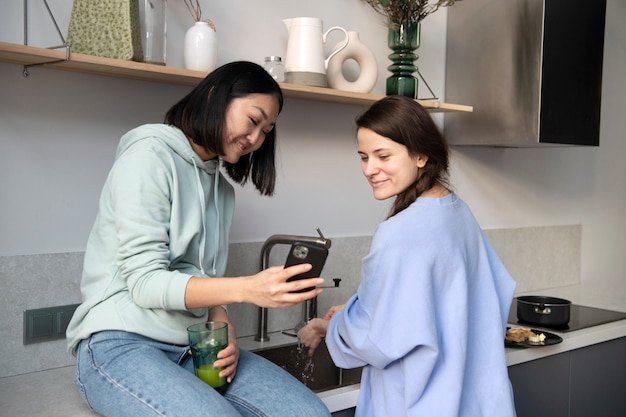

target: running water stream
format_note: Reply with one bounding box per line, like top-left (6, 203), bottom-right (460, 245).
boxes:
top-left (254, 340), bottom-right (362, 392)
top-left (296, 342), bottom-right (316, 387)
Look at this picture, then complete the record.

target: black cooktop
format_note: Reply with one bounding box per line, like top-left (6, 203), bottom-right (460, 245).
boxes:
top-left (508, 298), bottom-right (626, 333)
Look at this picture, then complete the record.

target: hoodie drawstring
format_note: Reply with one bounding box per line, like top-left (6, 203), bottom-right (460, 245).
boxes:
top-left (191, 158), bottom-right (208, 276)
top-left (211, 166), bottom-right (220, 276)
top-left (191, 157), bottom-right (221, 277)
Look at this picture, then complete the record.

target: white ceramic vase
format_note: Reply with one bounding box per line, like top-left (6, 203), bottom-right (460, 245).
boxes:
top-left (184, 21), bottom-right (217, 72)
top-left (326, 31), bottom-right (378, 93)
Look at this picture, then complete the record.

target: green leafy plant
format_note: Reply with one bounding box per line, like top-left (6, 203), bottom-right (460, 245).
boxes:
top-left (363, 0), bottom-right (460, 28)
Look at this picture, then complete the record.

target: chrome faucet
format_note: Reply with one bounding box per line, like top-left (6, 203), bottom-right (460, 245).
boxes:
top-left (255, 228), bottom-right (332, 342)
top-left (282, 276), bottom-right (342, 337)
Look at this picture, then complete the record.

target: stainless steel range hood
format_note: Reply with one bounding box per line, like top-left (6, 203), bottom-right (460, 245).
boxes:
top-left (444, 0), bottom-right (607, 147)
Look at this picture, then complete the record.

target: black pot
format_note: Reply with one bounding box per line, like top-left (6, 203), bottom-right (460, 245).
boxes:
top-left (517, 296), bottom-right (571, 326)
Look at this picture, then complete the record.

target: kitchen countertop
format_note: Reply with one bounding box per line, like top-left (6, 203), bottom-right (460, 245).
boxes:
top-left (191, 283), bottom-right (626, 413)
top-left (1, 284), bottom-right (624, 416)
top-left (505, 284), bottom-right (626, 366)
top-left (317, 283), bottom-right (626, 412)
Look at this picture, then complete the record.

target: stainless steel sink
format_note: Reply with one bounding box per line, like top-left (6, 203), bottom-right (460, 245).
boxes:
top-left (253, 340), bottom-right (362, 392)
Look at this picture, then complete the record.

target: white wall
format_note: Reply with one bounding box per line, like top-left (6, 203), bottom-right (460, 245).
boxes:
top-left (1, 1), bottom-right (625, 288)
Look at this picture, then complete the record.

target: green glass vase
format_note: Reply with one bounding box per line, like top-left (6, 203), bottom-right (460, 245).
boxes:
top-left (386, 21), bottom-right (420, 98)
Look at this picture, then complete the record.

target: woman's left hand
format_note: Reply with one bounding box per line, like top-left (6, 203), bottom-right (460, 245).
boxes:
top-left (297, 318), bottom-right (328, 357)
top-left (210, 307), bottom-right (239, 383)
top-left (214, 338), bottom-right (239, 383)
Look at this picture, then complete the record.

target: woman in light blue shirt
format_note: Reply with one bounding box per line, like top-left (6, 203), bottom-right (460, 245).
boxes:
top-left (299, 96), bottom-right (517, 417)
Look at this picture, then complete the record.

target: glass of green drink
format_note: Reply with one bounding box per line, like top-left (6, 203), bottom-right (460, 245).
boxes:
top-left (187, 321), bottom-right (228, 390)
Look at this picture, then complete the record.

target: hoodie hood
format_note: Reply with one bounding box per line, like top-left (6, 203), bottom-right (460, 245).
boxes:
top-left (117, 123), bottom-right (210, 173)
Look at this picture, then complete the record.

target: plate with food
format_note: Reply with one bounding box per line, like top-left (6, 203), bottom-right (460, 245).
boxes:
top-left (505, 327), bottom-right (563, 348)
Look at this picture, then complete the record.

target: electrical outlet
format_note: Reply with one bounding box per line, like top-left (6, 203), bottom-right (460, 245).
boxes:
top-left (23, 303), bottom-right (80, 345)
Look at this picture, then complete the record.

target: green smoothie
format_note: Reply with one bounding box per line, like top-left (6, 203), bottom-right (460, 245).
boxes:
top-left (187, 321), bottom-right (228, 390)
top-left (195, 363), bottom-right (226, 388)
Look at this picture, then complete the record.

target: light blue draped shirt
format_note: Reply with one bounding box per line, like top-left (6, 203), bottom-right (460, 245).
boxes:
top-left (326, 193), bottom-right (517, 417)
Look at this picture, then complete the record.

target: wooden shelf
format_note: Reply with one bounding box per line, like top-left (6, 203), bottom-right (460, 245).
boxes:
top-left (0, 42), bottom-right (473, 112)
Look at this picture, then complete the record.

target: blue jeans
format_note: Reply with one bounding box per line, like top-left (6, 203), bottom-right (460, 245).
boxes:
top-left (75, 331), bottom-right (331, 417)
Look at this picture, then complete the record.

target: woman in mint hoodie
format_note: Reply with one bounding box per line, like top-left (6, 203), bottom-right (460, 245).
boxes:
top-left (66, 61), bottom-right (331, 417)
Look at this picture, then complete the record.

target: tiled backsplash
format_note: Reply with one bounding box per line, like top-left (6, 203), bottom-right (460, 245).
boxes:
top-left (483, 225), bottom-right (581, 293)
top-left (0, 225), bottom-right (580, 378)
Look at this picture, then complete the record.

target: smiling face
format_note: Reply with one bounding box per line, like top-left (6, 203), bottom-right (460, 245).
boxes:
top-left (191, 93), bottom-right (280, 163)
top-left (221, 93), bottom-right (280, 164)
top-left (357, 127), bottom-right (428, 201)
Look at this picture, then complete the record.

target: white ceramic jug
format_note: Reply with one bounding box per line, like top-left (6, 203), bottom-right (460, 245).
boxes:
top-left (283, 17), bottom-right (349, 87)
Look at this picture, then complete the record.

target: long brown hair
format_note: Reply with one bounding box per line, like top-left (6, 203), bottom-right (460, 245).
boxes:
top-left (355, 95), bottom-right (450, 217)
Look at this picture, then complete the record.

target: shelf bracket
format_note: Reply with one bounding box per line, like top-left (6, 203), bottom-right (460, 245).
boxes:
top-left (416, 68), bottom-right (440, 103)
top-left (22, 0), bottom-right (71, 77)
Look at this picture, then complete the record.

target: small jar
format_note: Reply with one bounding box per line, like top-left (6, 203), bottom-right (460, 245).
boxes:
top-left (264, 56), bottom-right (285, 82)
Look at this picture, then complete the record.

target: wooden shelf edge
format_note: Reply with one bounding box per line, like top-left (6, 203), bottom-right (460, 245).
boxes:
top-left (0, 42), bottom-right (472, 112)
top-left (279, 83), bottom-right (473, 112)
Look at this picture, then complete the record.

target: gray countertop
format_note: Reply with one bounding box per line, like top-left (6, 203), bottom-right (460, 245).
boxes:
top-left (505, 284), bottom-right (626, 366)
top-left (317, 283), bottom-right (626, 412)
top-left (1, 284), bottom-right (624, 416)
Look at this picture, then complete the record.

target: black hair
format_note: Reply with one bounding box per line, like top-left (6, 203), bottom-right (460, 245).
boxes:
top-left (165, 61), bottom-right (284, 196)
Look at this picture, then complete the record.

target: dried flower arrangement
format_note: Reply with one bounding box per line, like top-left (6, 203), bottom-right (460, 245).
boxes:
top-left (363, 0), bottom-right (460, 28)
top-left (183, 0), bottom-right (216, 31)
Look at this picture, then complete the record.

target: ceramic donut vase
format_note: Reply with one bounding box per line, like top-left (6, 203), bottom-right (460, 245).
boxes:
top-left (326, 31), bottom-right (378, 94)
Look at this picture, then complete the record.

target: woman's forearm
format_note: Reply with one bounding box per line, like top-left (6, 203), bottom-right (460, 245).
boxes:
top-left (185, 276), bottom-right (248, 309)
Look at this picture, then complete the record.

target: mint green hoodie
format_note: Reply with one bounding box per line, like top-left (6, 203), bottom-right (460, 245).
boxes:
top-left (66, 124), bottom-right (235, 355)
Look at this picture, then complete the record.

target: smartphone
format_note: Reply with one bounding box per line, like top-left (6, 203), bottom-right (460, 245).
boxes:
top-left (284, 241), bottom-right (329, 293)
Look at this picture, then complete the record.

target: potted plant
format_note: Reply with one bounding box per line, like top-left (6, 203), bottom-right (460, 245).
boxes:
top-left (363, 0), bottom-right (459, 29)
top-left (362, 0), bottom-right (461, 98)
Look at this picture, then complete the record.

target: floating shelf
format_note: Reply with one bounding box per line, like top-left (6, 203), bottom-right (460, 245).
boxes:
top-left (0, 42), bottom-right (473, 112)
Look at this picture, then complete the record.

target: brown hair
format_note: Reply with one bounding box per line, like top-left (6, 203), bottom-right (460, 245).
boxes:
top-left (355, 95), bottom-right (450, 217)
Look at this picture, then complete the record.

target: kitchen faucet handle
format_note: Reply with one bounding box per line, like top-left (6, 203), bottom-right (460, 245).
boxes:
top-left (319, 278), bottom-right (341, 288)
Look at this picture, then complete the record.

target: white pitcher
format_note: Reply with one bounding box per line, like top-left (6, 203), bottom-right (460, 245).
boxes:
top-left (283, 17), bottom-right (349, 87)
